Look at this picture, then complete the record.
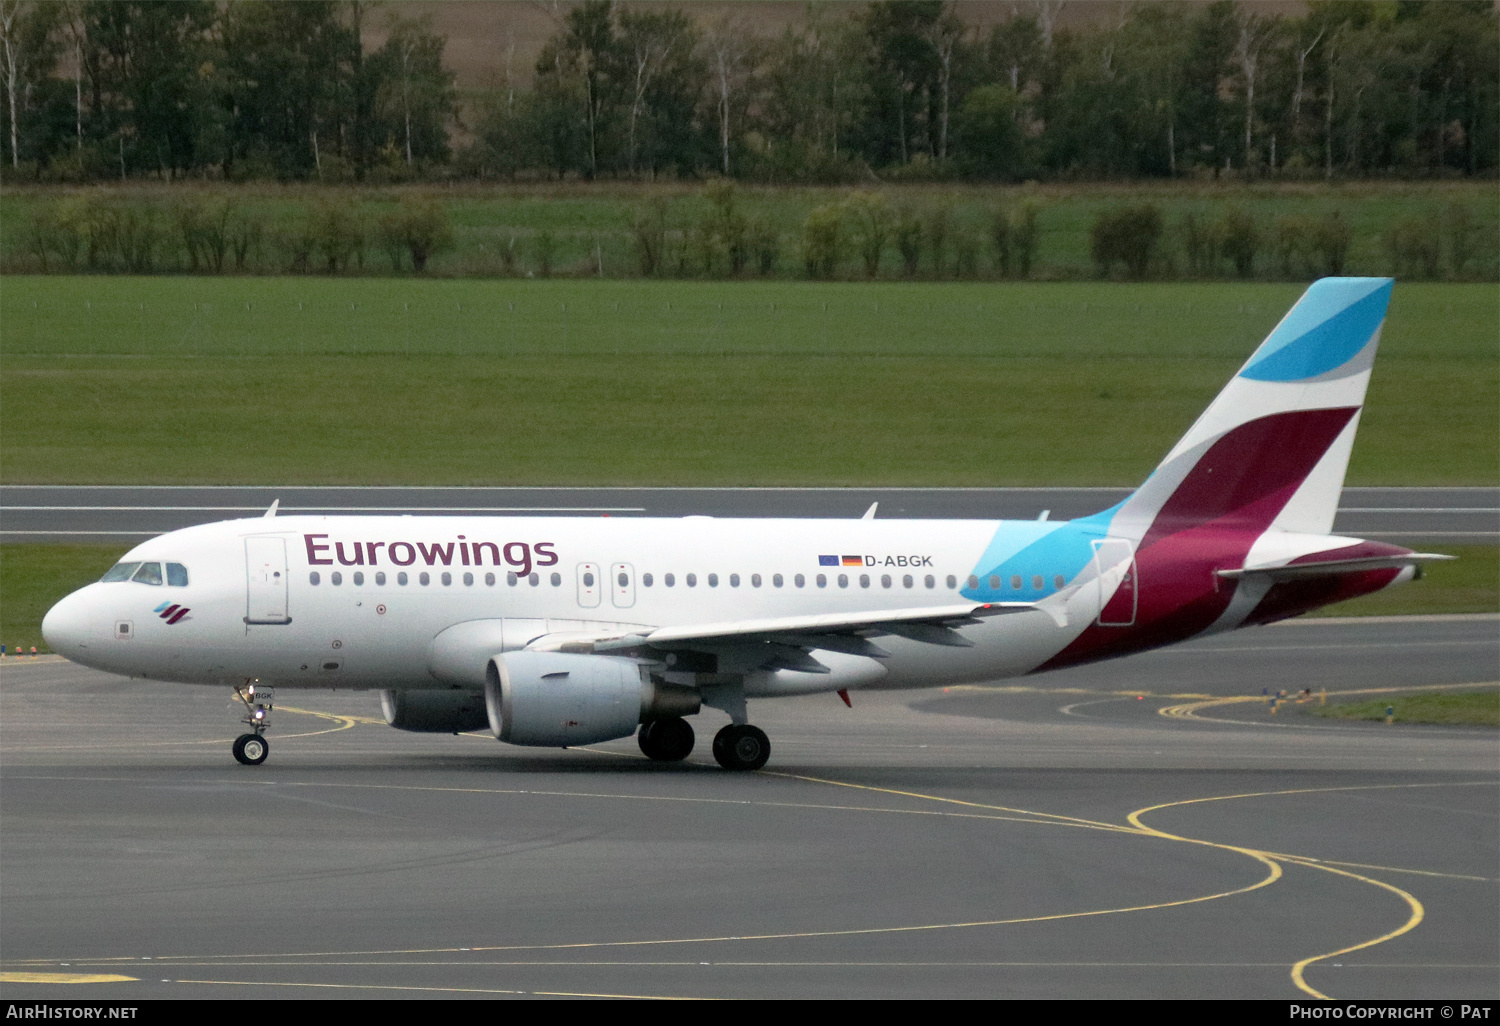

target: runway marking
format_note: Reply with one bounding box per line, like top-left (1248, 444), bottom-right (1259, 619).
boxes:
top-left (1, 506), bottom-right (647, 513)
top-left (1258, 853), bottom-right (1495, 883)
top-left (0, 705), bottom-right (375, 752)
top-left (0, 972), bottom-right (138, 983)
top-left (167, 978), bottom-right (692, 999)
top-left (1059, 697), bottom-right (1132, 717)
top-left (1128, 781), bottom-right (1492, 1000)
top-left (766, 770), bottom-right (1139, 835)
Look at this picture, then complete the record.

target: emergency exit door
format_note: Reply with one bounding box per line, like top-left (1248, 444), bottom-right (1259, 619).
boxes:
top-left (1091, 538), bottom-right (1137, 627)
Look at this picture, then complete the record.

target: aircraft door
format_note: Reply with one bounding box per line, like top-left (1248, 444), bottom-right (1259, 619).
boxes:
top-left (610, 562), bottom-right (635, 608)
top-left (576, 562), bottom-right (601, 608)
top-left (245, 537), bottom-right (292, 625)
top-left (1091, 538), bottom-right (1137, 627)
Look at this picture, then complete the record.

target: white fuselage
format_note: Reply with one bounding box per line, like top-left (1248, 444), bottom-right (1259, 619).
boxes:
top-left (43, 513), bottom-right (1115, 694)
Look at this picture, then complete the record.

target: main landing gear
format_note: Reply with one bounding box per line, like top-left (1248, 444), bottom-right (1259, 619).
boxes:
top-left (638, 717), bottom-right (695, 762)
top-left (232, 684), bottom-right (273, 766)
top-left (638, 717), bottom-right (771, 771)
top-left (712, 724), bottom-right (771, 772)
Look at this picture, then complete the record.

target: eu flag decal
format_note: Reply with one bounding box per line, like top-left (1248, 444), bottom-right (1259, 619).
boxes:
top-left (818, 555), bottom-right (839, 566)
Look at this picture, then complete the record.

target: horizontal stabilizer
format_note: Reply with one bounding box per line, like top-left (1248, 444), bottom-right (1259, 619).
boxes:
top-left (1217, 552), bottom-right (1454, 582)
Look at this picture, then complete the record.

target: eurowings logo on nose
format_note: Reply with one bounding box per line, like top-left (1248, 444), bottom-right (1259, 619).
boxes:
top-left (154, 602), bottom-right (191, 625)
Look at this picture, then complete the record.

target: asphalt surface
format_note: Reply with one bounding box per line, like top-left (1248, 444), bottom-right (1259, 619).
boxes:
top-left (1, 616), bottom-right (1495, 1000)
top-left (1, 485), bottom-right (1496, 543)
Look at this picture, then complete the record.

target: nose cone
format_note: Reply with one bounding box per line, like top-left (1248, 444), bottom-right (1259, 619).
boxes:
top-left (42, 588), bottom-right (95, 660)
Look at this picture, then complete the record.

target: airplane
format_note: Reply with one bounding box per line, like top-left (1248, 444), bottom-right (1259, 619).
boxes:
top-left (41, 277), bottom-right (1450, 771)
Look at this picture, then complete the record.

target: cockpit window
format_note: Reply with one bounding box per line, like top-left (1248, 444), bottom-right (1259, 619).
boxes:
top-left (166, 563), bottom-right (189, 586)
top-left (131, 562), bottom-right (164, 585)
top-left (100, 562), bottom-right (141, 583)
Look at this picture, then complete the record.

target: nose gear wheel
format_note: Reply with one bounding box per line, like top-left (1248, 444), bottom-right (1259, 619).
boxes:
top-left (232, 733), bottom-right (269, 765)
top-left (231, 684), bottom-right (274, 766)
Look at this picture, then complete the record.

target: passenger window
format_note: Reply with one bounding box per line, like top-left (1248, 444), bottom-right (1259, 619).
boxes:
top-left (309, 572), bottom-right (321, 585)
top-left (618, 572), bottom-right (629, 588)
top-left (101, 562), bottom-right (141, 583)
top-left (773, 574), bottom-right (784, 588)
top-left (967, 575), bottom-right (978, 589)
top-left (463, 572), bottom-right (474, 586)
top-left (397, 572), bottom-right (408, 586)
top-left (1032, 575), bottom-right (1044, 590)
top-left (924, 575), bottom-right (934, 589)
top-left (686, 573), bottom-right (697, 587)
top-left (989, 575), bottom-right (1000, 589)
top-left (353, 572), bottom-right (364, 586)
top-left (132, 562), bottom-right (163, 586)
top-left (583, 572), bottom-right (595, 587)
top-left (528, 573), bottom-right (539, 586)
top-left (376, 572), bottom-right (387, 585)
top-left (879, 575), bottom-right (890, 589)
top-left (903, 575), bottom-right (913, 588)
top-left (332, 572), bottom-right (343, 586)
top-left (1054, 575), bottom-right (1065, 589)
top-left (550, 573), bottom-right (562, 586)
top-left (838, 574), bottom-right (849, 588)
top-left (812, 574), bottom-right (822, 588)
top-left (484, 572), bottom-right (494, 586)
top-left (707, 573), bottom-right (718, 587)
top-left (665, 573), bottom-right (675, 587)
top-left (946, 575), bottom-right (957, 589)
top-left (166, 563), bottom-right (189, 586)
top-left (507, 572), bottom-right (518, 586)
top-left (751, 574), bottom-right (762, 588)
top-left (730, 574), bottom-right (740, 588)
top-left (643, 573), bottom-right (654, 587)
top-left (419, 572), bottom-right (430, 586)
top-left (1011, 575), bottom-right (1022, 590)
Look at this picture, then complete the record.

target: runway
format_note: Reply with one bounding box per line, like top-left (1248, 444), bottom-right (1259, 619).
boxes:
top-left (1, 617), bottom-right (1495, 1000)
top-left (1, 485), bottom-right (1496, 544)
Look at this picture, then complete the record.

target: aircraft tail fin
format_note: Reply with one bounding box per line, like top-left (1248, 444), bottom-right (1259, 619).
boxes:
top-left (1105, 278), bottom-right (1393, 545)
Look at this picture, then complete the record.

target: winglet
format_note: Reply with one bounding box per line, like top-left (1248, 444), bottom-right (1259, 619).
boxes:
top-left (264, 499), bottom-right (280, 519)
top-left (862, 502), bottom-right (878, 521)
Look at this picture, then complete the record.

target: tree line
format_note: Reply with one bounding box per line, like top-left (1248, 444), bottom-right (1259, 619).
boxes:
top-left (1, 1), bottom-right (1495, 185)
top-left (12, 184), bottom-right (1490, 283)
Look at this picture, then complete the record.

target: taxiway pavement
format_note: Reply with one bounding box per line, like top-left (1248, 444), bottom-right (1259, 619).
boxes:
top-left (1, 616), bottom-right (1494, 1000)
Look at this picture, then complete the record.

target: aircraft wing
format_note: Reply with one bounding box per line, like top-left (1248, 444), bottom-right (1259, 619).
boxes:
top-left (1217, 552), bottom-right (1454, 582)
top-left (529, 601), bottom-right (1039, 665)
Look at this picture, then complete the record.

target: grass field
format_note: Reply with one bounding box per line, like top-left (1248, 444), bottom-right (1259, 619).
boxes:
top-left (1310, 689), bottom-right (1499, 727)
top-left (2, 543), bottom-right (1493, 656)
top-left (1, 277), bottom-right (1494, 486)
top-left (2, 180), bottom-right (1496, 281)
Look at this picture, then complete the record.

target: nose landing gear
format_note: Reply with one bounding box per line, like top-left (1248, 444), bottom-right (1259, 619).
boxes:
top-left (232, 684), bottom-right (273, 766)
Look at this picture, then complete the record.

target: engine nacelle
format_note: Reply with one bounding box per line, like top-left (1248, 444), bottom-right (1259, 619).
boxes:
top-left (381, 688), bottom-right (489, 733)
top-left (484, 650), bottom-right (699, 747)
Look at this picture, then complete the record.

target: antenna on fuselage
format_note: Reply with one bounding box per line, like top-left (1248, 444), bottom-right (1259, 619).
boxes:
top-left (861, 502), bottom-right (878, 520)
top-left (264, 499), bottom-right (280, 518)
top-left (1037, 509), bottom-right (1050, 521)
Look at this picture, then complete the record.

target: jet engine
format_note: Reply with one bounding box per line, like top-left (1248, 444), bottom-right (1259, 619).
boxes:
top-left (484, 650), bottom-right (699, 747)
top-left (381, 688), bottom-right (489, 733)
